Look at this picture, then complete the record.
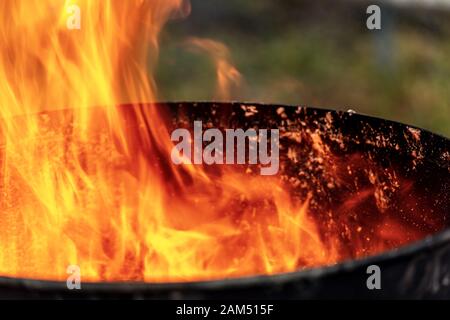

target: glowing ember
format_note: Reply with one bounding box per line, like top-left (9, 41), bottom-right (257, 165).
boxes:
top-left (0, 1), bottom-right (445, 283)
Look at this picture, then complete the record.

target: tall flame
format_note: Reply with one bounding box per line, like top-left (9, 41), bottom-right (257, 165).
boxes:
top-left (0, 0), bottom-right (337, 282)
top-left (0, 1), bottom-right (427, 283)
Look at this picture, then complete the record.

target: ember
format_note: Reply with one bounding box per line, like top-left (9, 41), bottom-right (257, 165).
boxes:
top-left (0, 0), bottom-right (448, 290)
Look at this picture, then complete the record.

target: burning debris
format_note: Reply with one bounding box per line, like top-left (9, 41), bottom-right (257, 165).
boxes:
top-left (0, 1), bottom-right (448, 296)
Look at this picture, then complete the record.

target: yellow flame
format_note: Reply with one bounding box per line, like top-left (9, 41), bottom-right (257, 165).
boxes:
top-left (0, 0), bottom-right (340, 282)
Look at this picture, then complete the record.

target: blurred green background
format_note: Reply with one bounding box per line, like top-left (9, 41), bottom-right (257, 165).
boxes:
top-left (157, 0), bottom-right (450, 137)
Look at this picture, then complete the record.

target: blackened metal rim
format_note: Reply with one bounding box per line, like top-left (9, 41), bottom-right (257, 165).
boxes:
top-left (0, 101), bottom-right (448, 294)
top-left (0, 228), bottom-right (449, 293)
top-left (169, 100), bottom-right (450, 141)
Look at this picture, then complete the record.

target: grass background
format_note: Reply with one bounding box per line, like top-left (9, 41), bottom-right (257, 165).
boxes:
top-left (156, 0), bottom-right (450, 137)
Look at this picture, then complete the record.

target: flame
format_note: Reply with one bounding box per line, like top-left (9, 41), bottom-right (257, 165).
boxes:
top-left (0, 0), bottom-right (334, 282)
top-left (186, 37), bottom-right (242, 100)
top-left (0, 1), bottom-right (437, 283)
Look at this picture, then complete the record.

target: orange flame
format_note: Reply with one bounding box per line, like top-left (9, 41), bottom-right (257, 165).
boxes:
top-left (0, 1), bottom-right (432, 283)
top-left (186, 37), bottom-right (242, 100)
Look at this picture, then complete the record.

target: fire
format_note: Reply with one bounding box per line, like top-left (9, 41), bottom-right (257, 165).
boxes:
top-left (0, 1), bottom-right (435, 283)
top-left (186, 38), bottom-right (242, 100)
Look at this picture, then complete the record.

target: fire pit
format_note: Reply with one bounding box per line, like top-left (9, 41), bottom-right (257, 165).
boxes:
top-left (0, 102), bottom-right (449, 299)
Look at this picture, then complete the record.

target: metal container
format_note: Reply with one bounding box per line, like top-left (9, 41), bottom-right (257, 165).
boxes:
top-left (0, 102), bottom-right (449, 299)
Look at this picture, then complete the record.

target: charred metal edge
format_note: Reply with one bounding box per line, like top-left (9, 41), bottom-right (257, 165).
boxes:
top-left (0, 102), bottom-right (448, 299)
